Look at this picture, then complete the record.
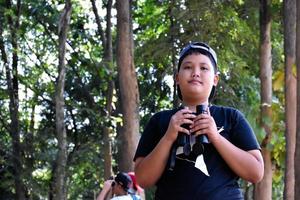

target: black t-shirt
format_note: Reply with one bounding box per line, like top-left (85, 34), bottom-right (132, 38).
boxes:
top-left (134, 105), bottom-right (260, 200)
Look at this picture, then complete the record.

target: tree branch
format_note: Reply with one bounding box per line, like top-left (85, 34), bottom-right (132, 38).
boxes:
top-left (90, 0), bottom-right (106, 46)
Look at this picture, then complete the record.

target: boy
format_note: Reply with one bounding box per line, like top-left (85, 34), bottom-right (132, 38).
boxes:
top-left (134, 42), bottom-right (264, 200)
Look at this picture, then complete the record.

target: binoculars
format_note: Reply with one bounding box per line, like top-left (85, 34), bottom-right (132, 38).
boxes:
top-left (169, 104), bottom-right (209, 170)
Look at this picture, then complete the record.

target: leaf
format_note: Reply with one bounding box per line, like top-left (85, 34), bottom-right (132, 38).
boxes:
top-left (273, 70), bottom-right (284, 91)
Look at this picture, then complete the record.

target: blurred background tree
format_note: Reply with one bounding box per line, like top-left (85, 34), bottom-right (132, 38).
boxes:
top-left (0, 0), bottom-right (295, 199)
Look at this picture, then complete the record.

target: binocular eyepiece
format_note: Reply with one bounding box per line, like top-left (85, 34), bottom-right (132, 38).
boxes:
top-left (193, 104), bottom-right (209, 155)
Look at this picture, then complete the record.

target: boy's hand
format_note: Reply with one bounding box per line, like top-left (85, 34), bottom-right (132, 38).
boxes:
top-left (165, 107), bottom-right (196, 142)
top-left (190, 109), bottom-right (220, 143)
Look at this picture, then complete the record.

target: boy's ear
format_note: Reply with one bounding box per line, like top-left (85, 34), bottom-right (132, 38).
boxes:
top-left (213, 74), bottom-right (219, 86)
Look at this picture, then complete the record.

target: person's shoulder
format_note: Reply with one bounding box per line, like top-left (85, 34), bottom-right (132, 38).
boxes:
top-left (211, 104), bottom-right (242, 114)
top-left (210, 104), bottom-right (245, 119)
top-left (129, 194), bottom-right (142, 200)
top-left (154, 107), bottom-right (179, 115)
top-left (111, 194), bottom-right (133, 200)
top-left (151, 108), bottom-right (179, 120)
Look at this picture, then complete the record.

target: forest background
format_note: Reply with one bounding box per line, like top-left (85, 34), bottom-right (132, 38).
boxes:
top-left (1, 0), bottom-right (300, 200)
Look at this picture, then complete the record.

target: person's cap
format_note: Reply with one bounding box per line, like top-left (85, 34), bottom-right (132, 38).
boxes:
top-left (114, 172), bottom-right (132, 191)
top-left (127, 172), bottom-right (143, 193)
top-left (178, 42), bottom-right (218, 72)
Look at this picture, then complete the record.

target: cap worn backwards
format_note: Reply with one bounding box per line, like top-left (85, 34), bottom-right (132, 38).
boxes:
top-left (178, 42), bottom-right (218, 72)
top-left (114, 172), bottom-right (132, 191)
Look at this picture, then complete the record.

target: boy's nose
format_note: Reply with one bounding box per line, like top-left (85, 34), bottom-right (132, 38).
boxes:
top-left (192, 69), bottom-right (200, 77)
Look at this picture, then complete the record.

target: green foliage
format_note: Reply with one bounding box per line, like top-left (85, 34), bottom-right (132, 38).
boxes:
top-left (67, 143), bottom-right (104, 199)
top-left (0, 0), bottom-right (287, 198)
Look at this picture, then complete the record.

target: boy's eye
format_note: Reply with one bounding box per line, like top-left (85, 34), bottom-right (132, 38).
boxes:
top-left (183, 65), bottom-right (191, 69)
top-left (200, 66), bottom-right (209, 71)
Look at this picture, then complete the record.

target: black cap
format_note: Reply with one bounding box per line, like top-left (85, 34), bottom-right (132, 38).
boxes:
top-left (114, 172), bottom-right (132, 191)
top-left (178, 42), bottom-right (218, 72)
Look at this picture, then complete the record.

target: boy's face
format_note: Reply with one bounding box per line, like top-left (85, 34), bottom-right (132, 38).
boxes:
top-left (112, 182), bottom-right (124, 195)
top-left (176, 53), bottom-right (219, 103)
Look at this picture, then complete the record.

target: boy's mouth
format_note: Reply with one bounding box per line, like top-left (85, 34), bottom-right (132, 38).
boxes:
top-left (188, 79), bottom-right (202, 85)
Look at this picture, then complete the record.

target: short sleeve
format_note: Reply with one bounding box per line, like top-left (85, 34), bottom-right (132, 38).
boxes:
top-left (230, 110), bottom-right (260, 151)
top-left (133, 113), bottom-right (162, 161)
top-left (133, 110), bottom-right (175, 161)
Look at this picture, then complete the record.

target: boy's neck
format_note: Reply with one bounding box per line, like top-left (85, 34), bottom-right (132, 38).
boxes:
top-left (181, 101), bottom-right (209, 112)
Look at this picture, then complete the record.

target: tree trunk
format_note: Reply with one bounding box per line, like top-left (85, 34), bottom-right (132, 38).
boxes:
top-left (168, 1), bottom-right (180, 108)
top-left (103, 81), bottom-right (114, 179)
top-left (294, 0), bottom-right (300, 197)
top-left (91, 0), bottom-right (114, 179)
top-left (24, 94), bottom-right (37, 199)
top-left (283, 0), bottom-right (296, 199)
top-left (2, 0), bottom-right (26, 199)
top-left (103, 0), bottom-right (114, 180)
top-left (116, 0), bottom-right (140, 171)
top-left (53, 1), bottom-right (71, 200)
top-left (254, 0), bottom-right (273, 199)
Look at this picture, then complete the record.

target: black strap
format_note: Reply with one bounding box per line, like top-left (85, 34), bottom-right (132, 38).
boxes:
top-left (168, 144), bottom-right (177, 170)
